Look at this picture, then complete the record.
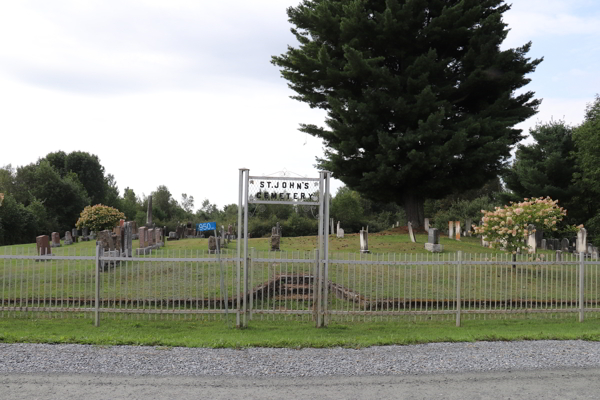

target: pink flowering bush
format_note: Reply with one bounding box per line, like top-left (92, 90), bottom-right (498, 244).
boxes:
top-left (473, 197), bottom-right (566, 253)
top-left (76, 204), bottom-right (125, 232)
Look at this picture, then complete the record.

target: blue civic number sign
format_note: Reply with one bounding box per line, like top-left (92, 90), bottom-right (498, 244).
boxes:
top-left (196, 222), bottom-right (216, 232)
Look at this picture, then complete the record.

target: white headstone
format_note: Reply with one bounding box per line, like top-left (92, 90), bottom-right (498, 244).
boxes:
top-left (424, 218), bottom-right (430, 232)
top-left (455, 221), bottom-right (461, 240)
top-left (527, 224), bottom-right (537, 254)
top-left (408, 222), bottom-right (416, 243)
top-left (577, 228), bottom-right (587, 253)
top-left (359, 230), bottom-right (369, 253)
top-left (465, 218), bottom-right (472, 237)
top-left (448, 221), bottom-right (455, 239)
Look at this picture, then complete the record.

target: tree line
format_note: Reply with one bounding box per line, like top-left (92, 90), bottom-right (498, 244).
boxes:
top-left (0, 149), bottom-right (407, 245)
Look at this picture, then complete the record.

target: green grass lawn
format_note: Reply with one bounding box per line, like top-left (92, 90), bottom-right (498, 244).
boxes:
top-left (2, 231), bottom-right (597, 348)
top-left (0, 230), bottom-right (522, 255)
top-left (1, 317), bottom-right (599, 348)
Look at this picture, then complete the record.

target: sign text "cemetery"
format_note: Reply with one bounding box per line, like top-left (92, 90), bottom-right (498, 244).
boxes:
top-left (254, 180), bottom-right (316, 201)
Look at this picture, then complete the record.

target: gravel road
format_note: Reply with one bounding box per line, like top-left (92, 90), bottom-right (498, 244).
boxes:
top-left (2, 340), bottom-right (600, 377)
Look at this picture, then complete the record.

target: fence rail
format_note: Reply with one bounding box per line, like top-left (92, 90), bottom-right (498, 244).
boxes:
top-left (1, 245), bottom-right (599, 327)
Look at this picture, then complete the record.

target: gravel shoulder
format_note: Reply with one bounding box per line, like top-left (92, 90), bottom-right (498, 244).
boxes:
top-left (2, 340), bottom-right (600, 377)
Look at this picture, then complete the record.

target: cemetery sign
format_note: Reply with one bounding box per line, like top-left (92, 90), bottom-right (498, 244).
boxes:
top-left (248, 176), bottom-right (320, 205)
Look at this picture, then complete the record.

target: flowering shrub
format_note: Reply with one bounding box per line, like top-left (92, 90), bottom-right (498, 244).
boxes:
top-left (76, 204), bottom-right (125, 232)
top-left (473, 197), bottom-right (566, 253)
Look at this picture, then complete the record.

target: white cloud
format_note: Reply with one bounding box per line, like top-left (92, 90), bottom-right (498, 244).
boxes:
top-left (503, 0), bottom-right (600, 47)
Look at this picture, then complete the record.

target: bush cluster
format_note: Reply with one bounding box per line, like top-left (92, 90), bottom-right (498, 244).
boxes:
top-left (76, 204), bottom-right (125, 232)
top-left (473, 197), bottom-right (566, 253)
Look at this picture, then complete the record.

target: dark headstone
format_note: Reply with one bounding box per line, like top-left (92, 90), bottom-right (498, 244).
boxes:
top-left (36, 235), bottom-right (51, 256)
top-left (208, 236), bottom-right (217, 251)
top-left (428, 228), bottom-right (439, 244)
top-left (51, 232), bottom-right (61, 247)
top-left (123, 222), bottom-right (133, 257)
top-left (64, 231), bottom-right (73, 245)
top-left (561, 238), bottom-right (569, 252)
top-left (138, 226), bottom-right (147, 248)
top-left (271, 235), bottom-right (280, 251)
top-left (97, 230), bottom-right (114, 251)
top-left (535, 226), bottom-right (543, 247)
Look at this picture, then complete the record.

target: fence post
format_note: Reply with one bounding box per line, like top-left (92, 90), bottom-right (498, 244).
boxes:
top-left (315, 249), bottom-right (322, 328)
top-left (456, 251), bottom-right (462, 327)
top-left (94, 244), bottom-right (101, 327)
top-left (249, 247), bottom-right (254, 321)
top-left (243, 255), bottom-right (249, 328)
top-left (579, 252), bottom-right (585, 322)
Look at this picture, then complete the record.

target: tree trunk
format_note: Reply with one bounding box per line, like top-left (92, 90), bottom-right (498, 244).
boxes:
top-left (403, 192), bottom-right (424, 228)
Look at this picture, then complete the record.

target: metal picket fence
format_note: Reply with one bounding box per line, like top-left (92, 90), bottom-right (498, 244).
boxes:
top-left (1, 245), bottom-right (600, 327)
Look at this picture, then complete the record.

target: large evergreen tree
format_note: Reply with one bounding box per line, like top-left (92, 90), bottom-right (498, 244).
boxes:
top-left (272, 0), bottom-right (542, 226)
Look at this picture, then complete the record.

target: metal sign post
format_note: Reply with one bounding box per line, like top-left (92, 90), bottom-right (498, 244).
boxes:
top-left (237, 169), bottom-right (331, 328)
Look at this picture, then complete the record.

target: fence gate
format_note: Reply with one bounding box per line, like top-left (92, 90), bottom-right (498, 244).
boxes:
top-left (237, 169), bottom-right (331, 327)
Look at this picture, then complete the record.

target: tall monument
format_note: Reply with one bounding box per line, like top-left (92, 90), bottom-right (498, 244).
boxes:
top-left (146, 195), bottom-right (153, 227)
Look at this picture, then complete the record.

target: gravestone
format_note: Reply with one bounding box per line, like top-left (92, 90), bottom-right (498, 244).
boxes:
top-left (130, 221), bottom-right (138, 240)
top-left (123, 222), bottom-right (133, 257)
top-left (36, 235), bottom-right (51, 256)
top-left (448, 221), bottom-right (455, 239)
top-left (527, 224), bottom-right (537, 253)
top-left (424, 218), bottom-right (430, 232)
top-left (64, 231), bottom-right (73, 245)
top-left (97, 230), bottom-right (115, 251)
top-left (359, 229), bottom-right (369, 253)
top-left (556, 250), bottom-right (562, 262)
top-left (82, 227), bottom-right (89, 237)
top-left (481, 235), bottom-right (489, 247)
top-left (535, 227), bottom-right (543, 247)
top-left (408, 222), bottom-right (416, 243)
top-left (51, 232), bottom-right (61, 247)
top-left (577, 228), bottom-right (587, 253)
top-left (138, 226), bottom-right (148, 248)
top-left (112, 232), bottom-right (121, 253)
top-left (541, 239), bottom-right (547, 250)
top-left (270, 235), bottom-right (280, 251)
top-left (337, 221), bottom-right (344, 238)
top-left (424, 228), bottom-right (442, 253)
top-left (176, 226), bottom-right (184, 239)
top-left (120, 229), bottom-right (125, 254)
top-left (72, 228), bottom-right (78, 243)
top-left (465, 218), bottom-right (472, 237)
top-left (455, 221), bottom-right (461, 240)
top-left (208, 236), bottom-right (217, 252)
top-left (148, 228), bottom-right (156, 247)
top-left (155, 228), bottom-right (162, 247)
top-left (561, 238), bottom-right (569, 252)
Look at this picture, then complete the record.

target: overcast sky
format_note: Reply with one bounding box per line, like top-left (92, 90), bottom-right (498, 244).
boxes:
top-left (1, 0), bottom-right (599, 211)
